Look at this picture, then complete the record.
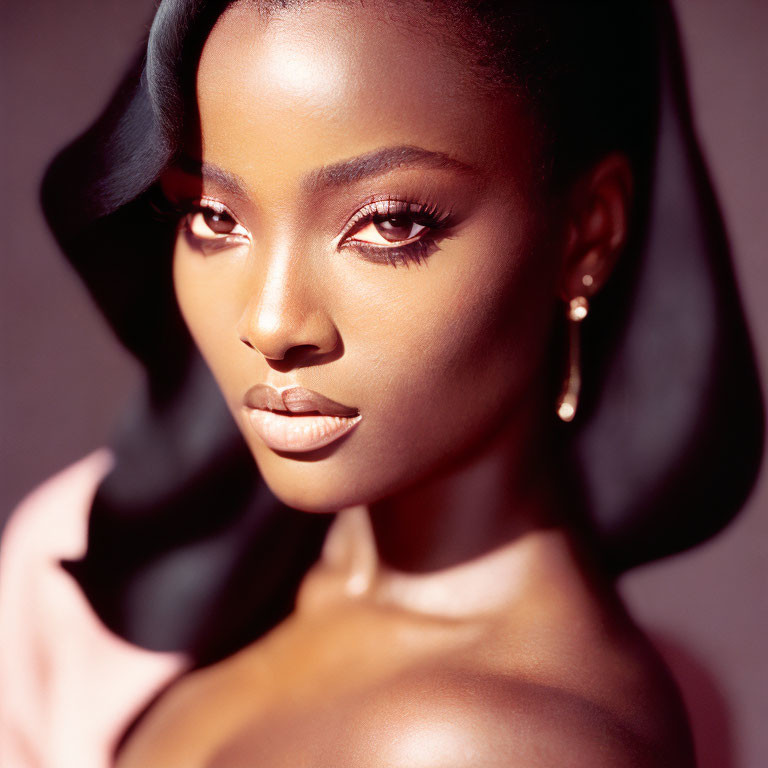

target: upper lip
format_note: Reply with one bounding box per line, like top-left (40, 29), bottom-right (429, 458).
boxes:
top-left (243, 384), bottom-right (359, 417)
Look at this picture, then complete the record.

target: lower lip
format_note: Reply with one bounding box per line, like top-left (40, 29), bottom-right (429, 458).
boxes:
top-left (246, 409), bottom-right (362, 453)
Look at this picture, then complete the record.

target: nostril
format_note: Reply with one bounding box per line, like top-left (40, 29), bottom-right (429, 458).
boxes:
top-left (239, 333), bottom-right (291, 362)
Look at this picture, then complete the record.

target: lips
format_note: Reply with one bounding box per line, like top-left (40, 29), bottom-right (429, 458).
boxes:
top-left (244, 384), bottom-right (359, 417)
top-left (243, 384), bottom-right (361, 452)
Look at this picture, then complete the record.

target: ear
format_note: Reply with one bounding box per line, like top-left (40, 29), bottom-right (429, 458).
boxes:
top-left (559, 153), bottom-right (634, 302)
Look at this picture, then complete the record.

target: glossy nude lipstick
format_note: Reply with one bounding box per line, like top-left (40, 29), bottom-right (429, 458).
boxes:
top-left (243, 384), bottom-right (361, 453)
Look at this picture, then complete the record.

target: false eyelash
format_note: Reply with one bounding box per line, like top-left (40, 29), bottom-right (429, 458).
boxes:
top-left (149, 186), bottom-right (452, 267)
top-left (342, 197), bottom-right (452, 238)
top-left (147, 190), bottom-right (227, 229)
top-left (148, 192), bottom-right (246, 254)
top-left (339, 197), bottom-right (454, 267)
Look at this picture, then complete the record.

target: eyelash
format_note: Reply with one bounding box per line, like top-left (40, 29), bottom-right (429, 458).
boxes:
top-left (151, 189), bottom-right (452, 267)
top-left (149, 195), bottom-right (250, 255)
top-left (338, 198), bottom-right (453, 267)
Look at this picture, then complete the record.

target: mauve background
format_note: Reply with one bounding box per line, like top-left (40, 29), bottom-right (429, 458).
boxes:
top-left (0, 1), bottom-right (765, 765)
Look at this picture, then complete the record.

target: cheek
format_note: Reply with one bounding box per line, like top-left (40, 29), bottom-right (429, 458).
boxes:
top-left (172, 240), bottom-right (250, 397)
top-left (337, 224), bottom-right (558, 481)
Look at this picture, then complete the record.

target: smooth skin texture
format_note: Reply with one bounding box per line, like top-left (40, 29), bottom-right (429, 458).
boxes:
top-left (118, 2), bottom-right (694, 766)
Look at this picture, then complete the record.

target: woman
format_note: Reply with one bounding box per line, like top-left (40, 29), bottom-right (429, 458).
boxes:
top-left (0, 0), bottom-right (763, 766)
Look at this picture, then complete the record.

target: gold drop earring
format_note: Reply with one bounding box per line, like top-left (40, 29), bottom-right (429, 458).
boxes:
top-left (556, 295), bottom-right (590, 422)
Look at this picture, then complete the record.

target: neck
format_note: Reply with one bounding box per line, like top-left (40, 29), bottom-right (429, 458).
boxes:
top-left (319, 400), bottom-right (577, 620)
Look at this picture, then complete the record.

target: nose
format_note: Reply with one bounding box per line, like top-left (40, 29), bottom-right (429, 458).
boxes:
top-left (236, 256), bottom-right (340, 364)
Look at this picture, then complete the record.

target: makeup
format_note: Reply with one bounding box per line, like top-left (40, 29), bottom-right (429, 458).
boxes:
top-left (338, 197), bottom-right (454, 267)
top-left (243, 385), bottom-right (361, 452)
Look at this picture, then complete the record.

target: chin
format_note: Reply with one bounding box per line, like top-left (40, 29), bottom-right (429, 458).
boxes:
top-left (269, 483), bottom-right (354, 515)
top-left (249, 446), bottom-right (377, 515)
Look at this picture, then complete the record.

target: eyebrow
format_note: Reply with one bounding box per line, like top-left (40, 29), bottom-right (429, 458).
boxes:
top-left (176, 144), bottom-right (475, 199)
top-left (176, 156), bottom-right (250, 199)
top-left (303, 145), bottom-right (476, 191)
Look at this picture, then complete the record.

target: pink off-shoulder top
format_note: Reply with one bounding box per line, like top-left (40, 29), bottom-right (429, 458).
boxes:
top-left (0, 450), bottom-right (189, 768)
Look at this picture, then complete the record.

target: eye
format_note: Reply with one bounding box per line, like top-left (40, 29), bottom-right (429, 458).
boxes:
top-left (349, 212), bottom-right (428, 246)
top-left (186, 199), bottom-right (249, 241)
top-left (341, 200), bottom-right (451, 250)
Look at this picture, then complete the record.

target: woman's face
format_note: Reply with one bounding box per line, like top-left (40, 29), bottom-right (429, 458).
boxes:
top-left (166, 1), bottom-right (565, 513)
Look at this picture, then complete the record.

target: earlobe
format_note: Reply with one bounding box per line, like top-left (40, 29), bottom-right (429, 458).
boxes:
top-left (559, 152), bottom-right (634, 302)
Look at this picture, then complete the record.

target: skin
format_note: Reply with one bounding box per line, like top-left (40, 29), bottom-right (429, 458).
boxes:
top-left (117, 2), bottom-right (694, 766)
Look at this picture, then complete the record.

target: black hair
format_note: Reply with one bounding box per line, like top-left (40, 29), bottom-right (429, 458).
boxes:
top-left (41, 0), bottom-right (763, 668)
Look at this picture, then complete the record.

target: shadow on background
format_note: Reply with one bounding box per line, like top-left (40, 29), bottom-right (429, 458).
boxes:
top-left (650, 631), bottom-right (734, 768)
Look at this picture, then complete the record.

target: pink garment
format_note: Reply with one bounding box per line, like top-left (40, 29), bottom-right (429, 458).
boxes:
top-left (0, 450), bottom-right (189, 768)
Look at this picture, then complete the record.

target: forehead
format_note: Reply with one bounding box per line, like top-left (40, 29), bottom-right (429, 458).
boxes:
top-left (194, 1), bottom-right (540, 189)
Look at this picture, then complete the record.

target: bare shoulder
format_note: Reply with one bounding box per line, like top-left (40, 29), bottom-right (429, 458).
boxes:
top-left (211, 656), bottom-right (694, 768)
top-left (338, 662), bottom-right (693, 768)
top-left (335, 586), bottom-right (697, 768)
top-left (205, 546), bottom-right (694, 768)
